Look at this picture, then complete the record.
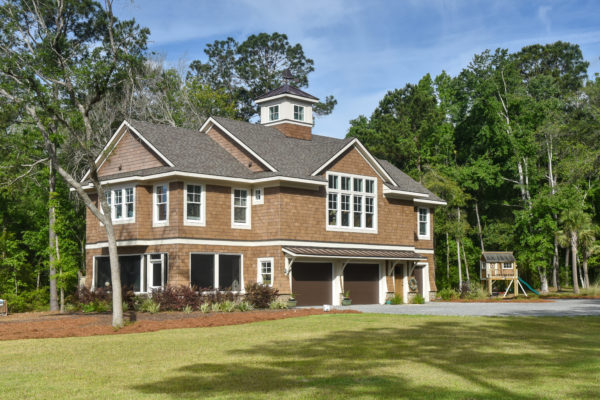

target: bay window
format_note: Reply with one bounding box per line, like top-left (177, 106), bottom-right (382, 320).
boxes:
top-left (327, 173), bottom-right (376, 232)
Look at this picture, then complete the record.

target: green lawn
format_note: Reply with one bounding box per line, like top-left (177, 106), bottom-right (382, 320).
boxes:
top-left (1, 314), bottom-right (599, 399)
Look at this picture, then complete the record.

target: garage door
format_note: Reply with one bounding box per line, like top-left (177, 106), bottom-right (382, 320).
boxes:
top-left (292, 263), bottom-right (332, 306)
top-left (344, 264), bottom-right (379, 304)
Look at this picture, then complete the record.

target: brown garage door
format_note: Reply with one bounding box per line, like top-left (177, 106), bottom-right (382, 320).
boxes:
top-left (292, 263), bottom-right (332, 306)
top-left (344, 264), bottom-right (379, 304)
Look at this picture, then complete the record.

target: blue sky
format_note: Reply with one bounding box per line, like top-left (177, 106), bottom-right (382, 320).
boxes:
top-left (115, 0), bottom-right (600, 138)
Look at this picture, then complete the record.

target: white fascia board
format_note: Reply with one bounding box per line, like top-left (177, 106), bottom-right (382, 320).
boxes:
top-left (254, 93), bottom-right (319, 104)
top-left (310, 139), bottom-right (398, 186)
top-left (382, 186), bottom-right (429, 199)
top-left (200, 117), bottom-right (278, 173)
top-left (80, 120), bottom-right (174, 182)
top-left (414, 198), bottom-right (447, 206)
top-left (80, 170), bottom-right (327, 190)
top-left (86, 238), bottom-right (420, 251)
top-left (263, 119), bottom-right (313, 128)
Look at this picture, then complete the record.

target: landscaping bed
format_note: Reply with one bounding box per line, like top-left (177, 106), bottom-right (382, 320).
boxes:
top-left (0, 308), bottom-right (359, 341)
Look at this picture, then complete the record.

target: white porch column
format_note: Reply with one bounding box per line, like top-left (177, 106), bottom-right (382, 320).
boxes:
top-left (403, 263), bottom-right (409, 304)
top-left (332, 261), bottom-right (343, 306)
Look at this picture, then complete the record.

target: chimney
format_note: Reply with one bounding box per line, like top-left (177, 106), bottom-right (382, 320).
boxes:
top-left (254, 70), bottom-right (319, 140)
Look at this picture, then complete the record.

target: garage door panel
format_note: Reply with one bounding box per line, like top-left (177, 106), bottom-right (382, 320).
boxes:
top-left (344, 263), bottom-right (379, 305)
top-left (292, 263), bottom-right (332, 306)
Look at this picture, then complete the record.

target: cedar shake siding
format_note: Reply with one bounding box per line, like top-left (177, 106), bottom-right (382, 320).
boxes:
top-left (272, 122), bottom-right (312, 140)
top-left (205, 125), bottom-right (268, 172)
top-left (98, 129), bottom-right (165, 177)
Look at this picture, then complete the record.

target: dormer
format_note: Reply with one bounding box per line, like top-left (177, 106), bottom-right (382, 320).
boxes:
top-left (255, 72), bottom-right (319, 140)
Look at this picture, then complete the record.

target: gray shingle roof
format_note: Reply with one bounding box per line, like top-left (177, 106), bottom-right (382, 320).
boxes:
top-left (377, 158), bottom-right (445, 202)
top-left (254, 84), bottom-right (319, 101)
top-left (95, 118), bottom-right (445, 205)
top-left (211, 117), bottom-right (353, 179)
top-left (482, 252), bottom-right (516, 263)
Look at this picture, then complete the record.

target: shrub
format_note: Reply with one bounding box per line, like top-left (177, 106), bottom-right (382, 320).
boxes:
top-left (72, 286), bottom-right (135, 309)
top-left (269, 300), bottom-right (288, 309)
top-left (151, 286), bottom-right (199, 311)
top-left (411, 294), bottom-right (425, 304)
top-left (236, 301), bottom-right (254, 312)
top-left (245, 283), bottom-right (279, 309)
top-left (3, 288), bottom-right (49, 313)
top-left (82, 300), bottom-right (110, 313)
top-left (183, 305), bottom-right (193, 314)
top-left (200, 303), bottom-right (211, 313)
top-left (210, 302), bottom-right (221, 313)
top-left (200, 289), bottom-right (239, 306)
top-left (139, 298), bottom-right (160, 313)
top-left (389, 293), bottom-right (403, 305)
top-left (438, 287), bottom-right (459, 301)
top-left (219, 300), bottom-right (237, 312)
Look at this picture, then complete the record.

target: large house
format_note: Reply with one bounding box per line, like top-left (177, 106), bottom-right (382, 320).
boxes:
top-left (83, 83), bottom-right (446, 305)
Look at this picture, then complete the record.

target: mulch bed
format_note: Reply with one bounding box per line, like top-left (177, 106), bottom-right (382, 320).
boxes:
top-left (0, 308), bottom-right (359, 341)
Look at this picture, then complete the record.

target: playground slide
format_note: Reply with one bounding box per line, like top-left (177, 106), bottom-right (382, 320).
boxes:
top-left (518, 277), bottom-right (540, 295)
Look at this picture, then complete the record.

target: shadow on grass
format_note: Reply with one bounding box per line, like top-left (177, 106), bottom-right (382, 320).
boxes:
top-left (132, 316), bottom-right (600, 399)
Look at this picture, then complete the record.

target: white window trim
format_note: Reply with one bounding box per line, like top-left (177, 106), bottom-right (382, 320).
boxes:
top-left (100, 185), bottom-right (136, 225)
top-left (147, 253), bottom-right (168, 291)
top-left (417, 207), bottom-right (430, 240)
top-left (153, 183), bottom-right (169, 227)
top-left (293, 104), bottom-right (304, 121)
top-left (183, 182), bottom-right (206, 226)
top-left (253, 187), bottom-right (264, 205)
top-left (502, 262), bottom-right (513, 270)
top-left (189, 252), bottom-right (245, 292)
top-left (93, 254), bottom-right (146, 294)
top-left (257, 257), bottom-right (274, 287)
top-left (269, 105), bottom-right (279, 121)
top-left (231, 188), bottom-right (251, 229)
top-left (325, 171), bottom-right (378, 234)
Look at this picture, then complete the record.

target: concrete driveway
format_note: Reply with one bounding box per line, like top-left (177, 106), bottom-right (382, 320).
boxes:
top-left (340, 299), bottom-right (600, 317)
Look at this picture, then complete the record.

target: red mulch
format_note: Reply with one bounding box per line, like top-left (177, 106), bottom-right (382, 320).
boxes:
top-left (0, 309), bottom-right (359, 341)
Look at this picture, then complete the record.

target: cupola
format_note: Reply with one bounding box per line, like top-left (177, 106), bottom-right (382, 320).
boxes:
top-left (254, 70), bottom-right (319, 140)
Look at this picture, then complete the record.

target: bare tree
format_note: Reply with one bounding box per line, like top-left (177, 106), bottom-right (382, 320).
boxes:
top-left (0, 0), bottom-right (149, 327)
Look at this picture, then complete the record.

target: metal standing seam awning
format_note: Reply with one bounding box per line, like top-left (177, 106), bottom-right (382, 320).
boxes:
top-left (282, 246), bottom-right (427, 261)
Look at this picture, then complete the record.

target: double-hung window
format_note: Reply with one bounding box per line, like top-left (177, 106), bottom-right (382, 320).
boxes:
top-left (232, 188), bottom-right (250, 229)
top-left (257, 258), bottom-right (273, 287)
top-left (184, 184), bottom-right (205, 225)
top-left (293, 105), bottom-right (304, 121)
top-left (153, 183), bottom-right (169, 226)
top-left (417, 207), bottom-right (430, 240)
top-left (103, 186), bottom-right (135, 223)
top-left (269, 105), bottom-right (279, 121)
top-left (327, 173), bottom-right (376, 232)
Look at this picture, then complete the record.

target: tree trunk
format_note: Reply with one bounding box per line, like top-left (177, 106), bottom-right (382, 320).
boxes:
top-left (48, 160), bottom-right (59, 312)
top-left (446, 232), bottom-right (450, 282)
top-left (457, 238), bottom-right (462, 289)
top-left (56, 236), bottom-right (64, 313)
top-left (461, 241), bottom-right (470, 282)
top-left (565, 247), bottom-right (570, 287)
top-left (571, 232), bottom-right (579, 294)
top-left (578, 261), bottom-right (585, 289)
top-left (538, 267), bottom-right (549, 294)
top-left (552, 236), bottom-right (560, 291)
top-left (582, 252), bottom-right (590, 289)
top-left (475, 201), bottom-right (484, 252)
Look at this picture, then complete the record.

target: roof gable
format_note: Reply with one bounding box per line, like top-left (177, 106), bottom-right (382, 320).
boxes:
top-left (81, 121), bottom-right (174, 182)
